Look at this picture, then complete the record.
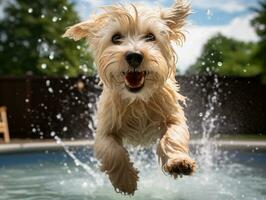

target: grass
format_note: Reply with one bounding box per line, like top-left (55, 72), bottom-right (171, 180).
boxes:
top-left (191, 134), bottom-right (266, 141)
top-left (217, 134), bottom-right (266, 141)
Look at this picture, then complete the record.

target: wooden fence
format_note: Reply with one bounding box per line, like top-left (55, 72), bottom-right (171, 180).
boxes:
top-left (0, 75), bottom-right (265, 139)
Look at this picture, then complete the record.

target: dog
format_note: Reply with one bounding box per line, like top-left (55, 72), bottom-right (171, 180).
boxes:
top-left (63, 0), bottom-right (195, 195)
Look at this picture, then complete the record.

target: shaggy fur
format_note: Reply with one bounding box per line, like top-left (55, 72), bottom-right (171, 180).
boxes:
top-left (64, 0), bottom-right (195, 195)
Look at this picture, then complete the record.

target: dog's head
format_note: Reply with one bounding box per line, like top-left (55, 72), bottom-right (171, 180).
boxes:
top-left (63, 0), bottom-right (190, 100)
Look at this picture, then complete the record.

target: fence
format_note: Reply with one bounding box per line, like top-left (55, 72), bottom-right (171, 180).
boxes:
top-left (0, 75), bottom-right (265, 139)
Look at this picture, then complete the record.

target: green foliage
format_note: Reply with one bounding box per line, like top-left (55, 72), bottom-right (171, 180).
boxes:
top-left (188, 0), bottom-right (266, 82)
top-left (251, 0), bottom-right (266, 81)
top-left (0, 0), bottom-right (94, 77)
top-left (187, 34), bottom-right (262, 77)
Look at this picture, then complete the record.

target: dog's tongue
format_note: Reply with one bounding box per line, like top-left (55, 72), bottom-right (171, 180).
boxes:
top-left (125, 71), bottom-right (144, 88)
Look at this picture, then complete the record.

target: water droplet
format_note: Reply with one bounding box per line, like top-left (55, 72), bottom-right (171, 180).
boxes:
top-left (41, 63), bottom-right (47, 69)
top-left (41, 14), bottom-right (45, 19)
top-left (25, 98), bottom-right (29, 103)
top-left (56, 113), bottom-right (62, 119)
top-left (206, 9), bottom-right (213, 19)
top-left (52, 17), bottom-right (58, 22)
top-left (48, 87), bottom-right (54, 93)
top-left (63, 126), bottom-right (68, 132)
top-left (82, 182), bottom-right (88, 187)
top-left (80, 64), bottom-right (88, 73)
top-left (28, 8), bottom-right (33, 14)
top-left (54, 136), bottom-right (61, 144)
top-left (50, 131), bottom-right (56, 137)
top-left (49, 52), bottom-right (54, 60)
top-left (63, 6), bottom-right (68, 11)
top-left (217, 62), bottom-right (223, 67)
top-left (46, 80), bottom-right (50, 86)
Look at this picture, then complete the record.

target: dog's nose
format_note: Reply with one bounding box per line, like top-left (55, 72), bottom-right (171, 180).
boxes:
top-left (125, 51), bottom-right (143, 68)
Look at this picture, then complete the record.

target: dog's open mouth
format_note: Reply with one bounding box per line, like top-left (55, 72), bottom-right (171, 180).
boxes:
top-left (123, 71), bottom-right (146, 92)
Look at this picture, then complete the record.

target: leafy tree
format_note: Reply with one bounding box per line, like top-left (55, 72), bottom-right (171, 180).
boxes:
top-left (187, 34), bottom-right (261, 77)
top-left (0, 0), bottom-right (94, 76)
top-left (251, 0), bottom-right (266, 82)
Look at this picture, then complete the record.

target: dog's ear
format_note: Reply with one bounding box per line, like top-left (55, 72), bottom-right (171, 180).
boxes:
top-left (63, 20), bottom-right (94, 41)
top-left (161, 0), bottom-right (191, 40)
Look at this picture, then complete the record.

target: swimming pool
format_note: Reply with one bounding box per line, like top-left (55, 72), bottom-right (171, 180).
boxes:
top-left (0, 144), bottom-right (265, 200)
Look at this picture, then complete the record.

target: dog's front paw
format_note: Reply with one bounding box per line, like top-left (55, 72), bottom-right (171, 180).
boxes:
top-left (163, 155), bottom-right (196, 178)
top-left (108, 164), bottom-right (139, 195)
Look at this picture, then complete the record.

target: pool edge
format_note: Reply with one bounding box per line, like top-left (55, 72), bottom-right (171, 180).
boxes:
top-left (0, 140), bottom-right (266, 154)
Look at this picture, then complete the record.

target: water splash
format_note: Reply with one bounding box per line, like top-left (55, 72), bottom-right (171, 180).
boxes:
top-left (206, 9), bottom-right (213, 19)
top-left (28, 73), bottom-right (241, 196)
top-left (195, 75), bottom-right (221, 171)
top-left (52, 135), bottom-right (104, 187)
top-left (47, 75), bottom-right (224, 186)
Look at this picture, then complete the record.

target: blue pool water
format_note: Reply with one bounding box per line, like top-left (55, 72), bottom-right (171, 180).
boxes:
top-left (0, 146), bottom-right (266, 200)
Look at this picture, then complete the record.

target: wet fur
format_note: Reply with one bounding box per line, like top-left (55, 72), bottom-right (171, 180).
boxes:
top-left (64, 0), bottom-right (195, 195)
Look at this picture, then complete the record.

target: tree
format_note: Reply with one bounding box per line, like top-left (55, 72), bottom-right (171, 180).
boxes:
top-left (0, 0), bottom-right (94, 77)
top-left (252, 0), bottom-right (266, 82)
top-left (187, 34), bottom-right (261, 77)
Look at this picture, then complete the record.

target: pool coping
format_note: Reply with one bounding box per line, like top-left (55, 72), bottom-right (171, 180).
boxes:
top-left (0, 140), bottom-right (266, 154)
top-left (0, 140), bottom-right (94, 154)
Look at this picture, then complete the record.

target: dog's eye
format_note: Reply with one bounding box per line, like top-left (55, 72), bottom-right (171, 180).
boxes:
top-left (112, 33), bottom-right (123, 45)
top-left (144, 33), bottom-right (156, 42)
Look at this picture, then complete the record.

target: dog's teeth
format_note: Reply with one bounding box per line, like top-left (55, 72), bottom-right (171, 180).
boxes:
top-left (125, 79), bottom-right (130, 86)
top-left (140, 76), bottom-right (144, 85)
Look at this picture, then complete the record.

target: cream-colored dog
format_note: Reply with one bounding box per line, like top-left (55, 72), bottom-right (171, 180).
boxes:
top-left (64, 0), bottom-right (195, 195)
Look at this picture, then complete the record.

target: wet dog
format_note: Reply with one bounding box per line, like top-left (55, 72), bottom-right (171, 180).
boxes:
top-left (63, 0), bottom-right (195, 195)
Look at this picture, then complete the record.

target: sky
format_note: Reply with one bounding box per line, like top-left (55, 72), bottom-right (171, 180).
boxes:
top-left (0, 0), bottom-right (260, 73)
top-left (73, 0), bottom-right (260, 73)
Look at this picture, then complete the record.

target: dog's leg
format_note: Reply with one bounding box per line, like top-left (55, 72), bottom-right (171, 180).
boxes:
top-left (157, 121), bottom-right (196, 178)
top-left (94, 135), bottom-right (138, 195)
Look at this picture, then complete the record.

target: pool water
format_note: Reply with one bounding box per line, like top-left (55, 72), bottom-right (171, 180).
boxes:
top-left (0, 146), bottom-right (266, 200)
